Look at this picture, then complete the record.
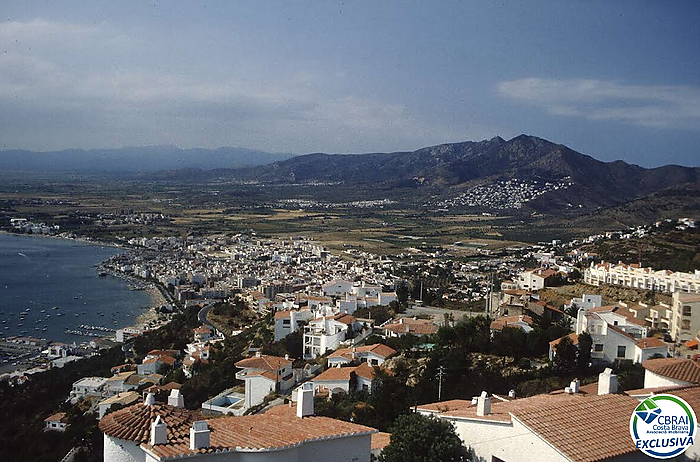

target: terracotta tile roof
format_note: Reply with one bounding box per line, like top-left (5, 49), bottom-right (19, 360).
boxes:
top-left (635, 337), bottom-right (667, 349)
top-left (490, 315), bottom-right (533, 331)
top-left (314, 366), bottom-right (354, 382)
top-left (145, 404), bottom-right (375, 459)
top-left (512, 394), bottom-right (640, 462)
top-left (328, 344), bottom-right (396, 361)
top-left (45, 412), bottom-right (67, 423)
top-left (193, 326), bottom-right (212, 334)
top-left (274, 310), bottom-right (292, 319)
top-left (354, 362), bottom-right (376, 380)
top-left (371, 432), bottom-right (391, 451)
top-left (145, 382), bottom-right (182, 393)
top-left (246, 370), bottom-right (278, 382)
top-left (642, 358), bottom-right (700, 384)
top-left (384, 318), bottom-right (438, 336)
top-left (99, 402), bottom-right (200, 444)
top-left (549, 332), bottom-right (579, 348)
top-left (235, 354), bottom-right (292, 372)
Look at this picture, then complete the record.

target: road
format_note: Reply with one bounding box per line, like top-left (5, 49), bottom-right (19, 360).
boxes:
top-left (197, 303), bottom-right (215, 329)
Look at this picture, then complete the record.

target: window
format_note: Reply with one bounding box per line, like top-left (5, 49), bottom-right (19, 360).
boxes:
top-left (683, 306), bottom-right (692, 316)
top-left (282, 319), bottom-right (290, 326)
top-left (613, 320), bottom-right (618, 326)
top-left (617, 345), bottom-right (626, 358)
top-left (594, 344), bottom-right (604, 352)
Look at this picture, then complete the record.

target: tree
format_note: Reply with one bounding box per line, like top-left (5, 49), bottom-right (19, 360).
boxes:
top-left (576, 332), bottom-right (593, 372)
top-left (379, 413), bottom-right (469, 462)
top-left (553, 335), bottom-right (578, 374)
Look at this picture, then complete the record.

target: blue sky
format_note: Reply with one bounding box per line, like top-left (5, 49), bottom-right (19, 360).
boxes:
top-left (1, 1), bottom-right (698, 166)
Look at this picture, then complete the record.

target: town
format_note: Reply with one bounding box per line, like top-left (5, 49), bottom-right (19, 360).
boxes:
top-left (2, 216), bottom-right (700, 461)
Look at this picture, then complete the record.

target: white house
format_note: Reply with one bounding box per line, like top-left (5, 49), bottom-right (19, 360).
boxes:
top-left (234, 352), bottom-right (294, 409)
top-left (327, 344), bottom-right (396, 367)
top-left (44, 412), bottom-right (69, 432)
top-left (550, 303), bottom-right (668, 364)
top-left (70, 377), bottom-right (108, 401)
top-left (313, 362), bottom-right (378, 396)
top-left (99, 390), bottom-right (376, 462)
top-left (322, 279), bottom-right (354, 296)
top-left (274, 308), bottom-right (314, 341)
top-left (97, 391), bottom-right (141, 419)
top-left (303, 313), bottom-right (360, 359)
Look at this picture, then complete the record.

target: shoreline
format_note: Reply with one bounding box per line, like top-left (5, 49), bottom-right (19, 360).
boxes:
top-left (0, 232), bottom-right (170, 344)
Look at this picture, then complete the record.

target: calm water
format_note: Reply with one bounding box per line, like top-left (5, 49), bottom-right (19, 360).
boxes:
top-left (0, 233), bottom-right (151, 343)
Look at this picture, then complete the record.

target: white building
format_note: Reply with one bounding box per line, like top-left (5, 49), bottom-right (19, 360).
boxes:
top-left (99, 390), bottom-right (376, 462)
top-left (274, 309), bottom-right (314, 342)
top-left (234, 352), bottom-right (294, 409)
top-left (44, 412), bottom-right (68, 432)
top-left (70, 376), bottom-right (108, 401)
top-left (303, 313), bottom-right (359, 359)
top-left (322, 280), bottom-right (354, 296)
top-left (670, 292), bottom-right (700, 343)
top-left (327, 344), bottom-right (396, 367)
top-left (584, 261), bottom-right (700, 294)
top-left (312, 362), bottom-right (377, 396)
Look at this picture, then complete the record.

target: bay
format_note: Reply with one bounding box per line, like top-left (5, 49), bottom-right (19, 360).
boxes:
top-left (0, 233), bottom-right (151, 343)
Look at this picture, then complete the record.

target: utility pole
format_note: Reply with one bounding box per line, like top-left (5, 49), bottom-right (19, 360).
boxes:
top-left (438, 365), bottom-right (444, 401)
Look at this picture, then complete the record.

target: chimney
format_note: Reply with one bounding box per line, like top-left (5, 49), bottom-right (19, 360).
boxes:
top-left (255, 351), bottom-right (262, 357)
top-left (569, 378), bottom-right (580, 393)
top-left (150, 415), bottom-right (167, 445)
top-left (284, 354), bottom-right (289, 361)
top-left (144, 392), bottom-right (156, 406)
top-left (598, 368), bottom-right (618, 395)
top-left (190, 421), bottom-right (210, 450)
top-left (297, 382), bottom-right (314, 418)
top-left (351, 346), bottom-right (357, 361)
top-left (508, 389), bottom-right (516, 399)
top-left (476, 391), bottom-right (491, 416)
top-left (168, 389), bottom-right (184, 408)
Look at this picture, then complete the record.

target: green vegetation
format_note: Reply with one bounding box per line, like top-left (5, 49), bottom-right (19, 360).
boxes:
top-left (379, 413), bottom-right (469, 462)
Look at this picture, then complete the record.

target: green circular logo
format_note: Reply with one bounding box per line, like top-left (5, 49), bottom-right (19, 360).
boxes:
top-left (630, 394), bottom-right (697, 459)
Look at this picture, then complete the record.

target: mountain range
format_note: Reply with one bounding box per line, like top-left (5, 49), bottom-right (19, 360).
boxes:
top-left (2, 135), bottom-right (698, 216)
top-left (222, 134), bottom-right (700, 212)
top-left (0, 146), bottom-right (294, 173)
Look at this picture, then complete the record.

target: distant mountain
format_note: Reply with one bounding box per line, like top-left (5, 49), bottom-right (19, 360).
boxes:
top-left (0, 146), bottom-right (294, 174)
top-left (224, 134), bottom-right (700, 212)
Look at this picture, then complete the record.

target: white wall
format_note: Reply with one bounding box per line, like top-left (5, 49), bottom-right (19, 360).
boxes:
top-left (244, 375), bottom-right (275, 408)
top-left (433, 415), bottom-right (567, 462)
top-left (643, 369), bottom-right (695, 389)
top-left (104, 435), bottom-right (145, 462)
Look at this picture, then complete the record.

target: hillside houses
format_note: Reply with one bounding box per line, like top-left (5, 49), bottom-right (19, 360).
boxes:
top-left (416, 366), bottom-right (700, 462)
top-left (584, 261), bottom-right (700, 294)
top-left (550, 303), bottom-right (668, 364)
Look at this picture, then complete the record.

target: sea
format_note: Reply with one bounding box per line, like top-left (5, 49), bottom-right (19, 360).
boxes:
top-left (0, 233), bottom-right (151, 343)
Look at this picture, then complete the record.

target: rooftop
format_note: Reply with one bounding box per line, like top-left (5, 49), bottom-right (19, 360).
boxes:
top-left (642, 358), bottom-right (700, 384)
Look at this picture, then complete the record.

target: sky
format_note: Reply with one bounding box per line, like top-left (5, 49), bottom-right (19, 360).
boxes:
top-left (1, 1), bottom-right (699, 167)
